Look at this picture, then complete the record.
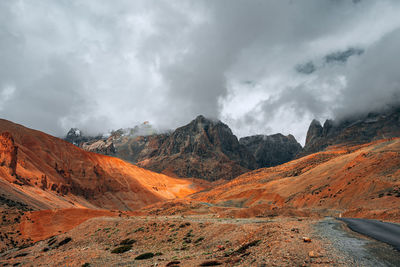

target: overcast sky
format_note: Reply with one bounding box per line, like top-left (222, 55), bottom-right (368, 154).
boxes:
top-left (1, 0), bottom-right (400, 144)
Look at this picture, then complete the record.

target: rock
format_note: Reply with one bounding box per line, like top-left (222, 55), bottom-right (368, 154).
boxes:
top-left (308, 250), bottom-right (320, 258)
top-left (240, 134), bottom-right (302, 168)
top-left (82, 139), bottom-right (116, 155)
top-left (302, 237), bottom-right (312, 243)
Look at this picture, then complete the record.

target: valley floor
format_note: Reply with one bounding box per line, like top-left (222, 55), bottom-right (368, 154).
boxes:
top-left (1, 211), bottom-right (399, 266)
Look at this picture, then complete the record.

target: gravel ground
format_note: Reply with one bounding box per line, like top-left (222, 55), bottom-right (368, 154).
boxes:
top-left (314, 217), bottom-right (400, 267)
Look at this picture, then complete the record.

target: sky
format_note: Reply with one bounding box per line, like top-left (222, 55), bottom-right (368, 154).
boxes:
top-left (1, 0), bottom-right (400, 144)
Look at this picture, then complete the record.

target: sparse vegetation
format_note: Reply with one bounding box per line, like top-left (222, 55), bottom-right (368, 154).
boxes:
top-left (57, 237), bottom-right (72, 247)
top-left (14, 252), bottom-right (28, 258)
top-left (194, 237), bottom-right (204, 244)
top-left (199, 260), bottom-right (222, 266)
top-left (134, 227), bottom-right (144, 233)
top-left (111, 245), bottom-right (132, 254)
top-left (120, 238), bottom-right (136, 245)
top-left (134, 252), bottom-right (154, 260)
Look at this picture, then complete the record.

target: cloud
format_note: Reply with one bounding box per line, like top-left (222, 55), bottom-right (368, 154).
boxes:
top-left (324, 47), bottom-right (364, 64)
top-left (0, 0), bottom-right (399, 144)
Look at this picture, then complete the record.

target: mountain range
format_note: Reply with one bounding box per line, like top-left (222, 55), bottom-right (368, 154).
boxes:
top-left (65, 106), bottom-right (400, 182)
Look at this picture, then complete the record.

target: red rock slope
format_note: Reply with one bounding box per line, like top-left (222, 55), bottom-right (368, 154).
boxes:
top-left (193, 138), bottom-right (400, 221)
top-left (0, 119), bottom-right (203, 211)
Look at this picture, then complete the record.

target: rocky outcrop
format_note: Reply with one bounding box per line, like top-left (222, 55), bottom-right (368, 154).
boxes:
top-left (239, 134), bottom-right (302, 168)
top-left (0, 132), bottom-right (18, 176)
top-left (112, 134), bottom-right (170, 163)
top-left (81, 139), bottom-right (116, 155)
top-left (137, 116), bottom-right (257, 181)
top-left (301, 106), bottom-right (400, 156)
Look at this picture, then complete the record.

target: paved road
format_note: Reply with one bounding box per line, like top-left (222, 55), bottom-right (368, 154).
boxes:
top-left (338, 217), bottom-right (400, 251)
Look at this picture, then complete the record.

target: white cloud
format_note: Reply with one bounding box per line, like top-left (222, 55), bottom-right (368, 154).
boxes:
top-left (0, 84), bottom-right (16, 110)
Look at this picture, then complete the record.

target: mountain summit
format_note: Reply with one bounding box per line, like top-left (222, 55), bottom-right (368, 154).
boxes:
top-left (137, 115), bottom-right (257, 181)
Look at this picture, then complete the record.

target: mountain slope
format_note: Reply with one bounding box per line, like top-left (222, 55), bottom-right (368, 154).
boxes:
top-left (192, 138), bottom-right (400, 220)
top-left (0, 119), bottom-right (203, 211)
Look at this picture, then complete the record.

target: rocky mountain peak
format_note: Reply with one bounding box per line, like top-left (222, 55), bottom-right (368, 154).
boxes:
top-left (305, 119), bottom-right (323, 145)
top-left (301, 106), bottom-right (400, 156)
top-left (65, 128), bottom-right (86, 146)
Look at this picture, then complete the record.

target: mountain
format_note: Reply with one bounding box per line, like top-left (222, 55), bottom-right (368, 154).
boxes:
top-left (192, 137), bottom-right (400, 220)
top-left (0, 119), bottom-right (204, 211)
top-left (301, 106), bottom-right (400, 156)
top-left (239, 134), bottom-right (302, 168)
top-left (136, 115), bottom-right (257, 181)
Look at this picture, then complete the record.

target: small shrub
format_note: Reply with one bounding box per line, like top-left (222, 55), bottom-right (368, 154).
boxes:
top-left (120, 238), bottom-right (136, 245)
top-left (194, 237), bottom-right (204, 243)
top-left (47, 237), bottom-right (57, 246)
top-left (14, 252), bottom-right (28, 258)
top-left (57, 237), bottom-right (72, 247)
top-left (135, 252), bottom-right (154, 260)
top-left (199, 261), bottom-right (222, 266)
top-left (111, 245), bottom-right (132, 254)
top-left (81, 263), bottom-right (90, 267)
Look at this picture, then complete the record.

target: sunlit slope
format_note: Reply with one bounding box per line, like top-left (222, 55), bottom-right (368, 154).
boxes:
top-left (0, 119), bottom-right (203, 210)
top-left (193, 138), bottom-right (400, 219)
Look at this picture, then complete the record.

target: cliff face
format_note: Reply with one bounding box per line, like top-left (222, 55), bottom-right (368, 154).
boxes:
top-left (239, 134), bottom-right (302, 168)
top-left (0, 132), bottom-right (18, 177)
top-left (301, 107), bottom-right (400, 156)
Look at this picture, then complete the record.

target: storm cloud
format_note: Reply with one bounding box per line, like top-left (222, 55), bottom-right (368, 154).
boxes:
top-left (0, 0), bottom-right (400, 143)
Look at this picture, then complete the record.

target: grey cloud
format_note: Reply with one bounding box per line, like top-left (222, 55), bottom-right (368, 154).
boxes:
top-left (296, 62), bottom-right (316, 75)
top-left (334, 28), bottom-right (400, 119)
top-left (324, 47), bottom-right (364, 64)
